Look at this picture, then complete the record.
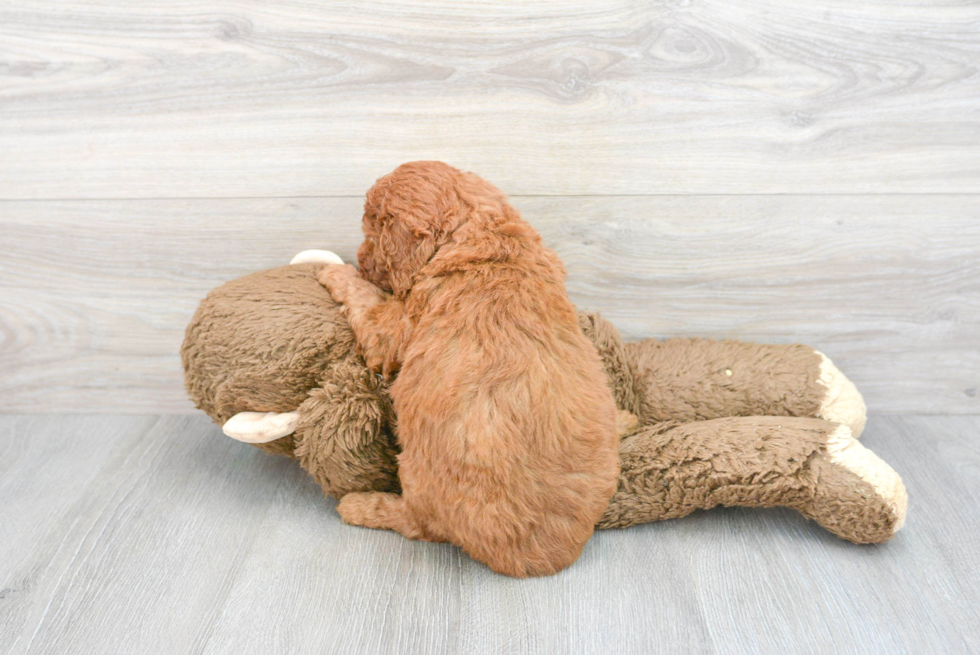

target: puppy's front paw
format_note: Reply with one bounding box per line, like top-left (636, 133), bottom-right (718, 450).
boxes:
top-left (317, 263), bottom-right (361, 304)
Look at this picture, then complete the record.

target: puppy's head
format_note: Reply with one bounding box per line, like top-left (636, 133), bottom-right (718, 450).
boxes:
top-left (358, 161), bottom-right (516, 297)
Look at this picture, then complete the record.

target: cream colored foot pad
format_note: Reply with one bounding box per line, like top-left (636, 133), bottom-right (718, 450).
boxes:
top-left (816, 351), bottom-right (867, 438)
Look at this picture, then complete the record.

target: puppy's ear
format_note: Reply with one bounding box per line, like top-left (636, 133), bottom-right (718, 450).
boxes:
top-left (379, 212), bottom-right (437, 298)
top-left (426, 202), bottom-right (547, 277)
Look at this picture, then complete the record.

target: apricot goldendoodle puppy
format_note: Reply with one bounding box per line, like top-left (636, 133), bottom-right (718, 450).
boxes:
top-left (318, 161), bottom-right (619, 577)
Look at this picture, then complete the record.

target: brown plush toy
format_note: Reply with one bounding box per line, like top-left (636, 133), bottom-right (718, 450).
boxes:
top-left (182, 251), bottom-right (907, 545)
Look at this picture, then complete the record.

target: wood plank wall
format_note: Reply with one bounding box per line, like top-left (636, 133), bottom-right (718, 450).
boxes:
top-left (1, 1), bottom-right (978, 413)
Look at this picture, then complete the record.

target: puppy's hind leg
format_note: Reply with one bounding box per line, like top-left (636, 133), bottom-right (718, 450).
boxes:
top-left (337, 492), bottom-right (441, 542)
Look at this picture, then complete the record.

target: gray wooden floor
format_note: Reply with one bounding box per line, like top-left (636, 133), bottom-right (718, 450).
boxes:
top-left (1, 413), bottom-right (977, 655)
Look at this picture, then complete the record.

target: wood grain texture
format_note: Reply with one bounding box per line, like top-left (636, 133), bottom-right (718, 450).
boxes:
top-left (1, 0), bottom-right (979, 198)
top-left (0, 415), bottom-right (298, 654)
top-left (0, 413), bottom-right (977, 654)
top-left (2, 195), bottom-right (977, 414)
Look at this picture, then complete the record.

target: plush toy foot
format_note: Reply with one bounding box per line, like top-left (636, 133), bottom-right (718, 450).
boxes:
top-left (815, 352), bottom-right (867, 438)
top-left (223, 411), bottom-right (300, 443)
top-left (799, 424), bottom-right (907, 543)
top-left (290, 250), bottom-right (344, 265)
top-left (291, 369), bottom-right (401, 498)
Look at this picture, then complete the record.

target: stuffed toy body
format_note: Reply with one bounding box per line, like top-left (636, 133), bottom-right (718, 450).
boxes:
top-left (182, 254), bottom-right (907, 545)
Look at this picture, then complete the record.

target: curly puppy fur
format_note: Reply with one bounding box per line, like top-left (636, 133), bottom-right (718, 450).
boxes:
top-left (318, 161), bottom-right (620, 577)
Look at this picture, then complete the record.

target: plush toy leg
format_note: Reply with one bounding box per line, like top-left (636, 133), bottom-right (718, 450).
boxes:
top-left (336, 492), bottom-right (442, 541)
top-left (291, 359), bottom-right (402, 498)
top-left (626, 338), bottom-right (867, 437)
top-left (598, 416), bottom-right (906, 543)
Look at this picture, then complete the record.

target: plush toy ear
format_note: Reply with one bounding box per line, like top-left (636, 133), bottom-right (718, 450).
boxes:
top-left (223, 411), bottom-right (300, 443)
top-left (290, 250), bottom-right (344, 265)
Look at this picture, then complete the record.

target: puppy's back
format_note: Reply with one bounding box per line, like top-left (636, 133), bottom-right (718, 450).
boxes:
top-left (391, 263), bottom-right (620, 577)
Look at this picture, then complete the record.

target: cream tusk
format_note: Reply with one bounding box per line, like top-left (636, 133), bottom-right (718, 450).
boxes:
top-left (289, 250), bottom-right (344, 265)
top-left (223, 411), bottom-right (300, 443)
